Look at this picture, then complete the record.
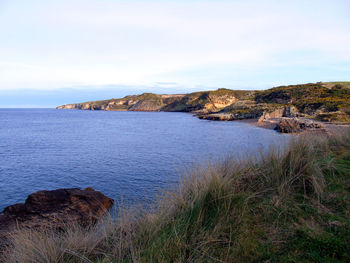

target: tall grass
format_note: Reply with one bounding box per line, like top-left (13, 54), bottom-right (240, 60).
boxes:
top-left (2, 129), bottom-right (350, 262)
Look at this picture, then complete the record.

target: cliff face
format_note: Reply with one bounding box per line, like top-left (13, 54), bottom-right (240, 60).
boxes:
top-left (57, 89), bottom-right (247, 113)
top-left (57, 82), bottom-right (350, 124)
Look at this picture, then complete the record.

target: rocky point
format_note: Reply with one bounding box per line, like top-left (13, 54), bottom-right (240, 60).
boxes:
top-left (0, 188), bottom-right (114, 246)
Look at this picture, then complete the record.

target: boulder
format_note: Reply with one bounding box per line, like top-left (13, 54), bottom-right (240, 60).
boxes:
top-left (274, 118), bottom-right (323, 133)
top-left (274, 118), bottom-right (302, 133)
top-left (259, 106), bottom-right (299, 122)
top-left (0, 188), bottom-right (114, 244)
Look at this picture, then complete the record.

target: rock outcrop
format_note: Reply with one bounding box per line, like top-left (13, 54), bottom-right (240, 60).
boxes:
top-left (0, 188), bottom-right (114, 244)
top-left (197, 112), bottom-right (259, 121)
top-left (258, 106), bottom-right (299, 122)
top-left (197, 113), bottom-right (234, 121)
top-left (57, 82), bottom-right (350, 130)
top-left (274, 118), bottom-right (323, 133)
top-left (57, 89), bottom-right (248, 113)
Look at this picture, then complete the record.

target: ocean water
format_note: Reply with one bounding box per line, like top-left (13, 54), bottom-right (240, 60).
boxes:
top-left (0, 109), bottom-right (288, 211)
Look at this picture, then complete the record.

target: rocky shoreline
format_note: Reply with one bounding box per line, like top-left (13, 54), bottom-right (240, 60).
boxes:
top-left (198, 111), bottom-right (350, 134)
top-left (57, 82), bottom-right (350, 134)
top-left (196, 106), bottom-right (329, 133)
top-left (0, 188), bottom-right (113, 247)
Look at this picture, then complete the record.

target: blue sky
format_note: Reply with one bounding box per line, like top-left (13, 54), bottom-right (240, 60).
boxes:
top-left (0, 0), bottom-right (349, 107)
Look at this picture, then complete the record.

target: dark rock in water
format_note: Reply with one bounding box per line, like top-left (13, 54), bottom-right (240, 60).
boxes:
top-left (197, 112), bottom-right (260, 121)
top-left (0, 188), bottom-right (113, 244)
top-left (274, 118), bottom-right (323, 133)
top-left (197, 113), bottom-right (234, 121)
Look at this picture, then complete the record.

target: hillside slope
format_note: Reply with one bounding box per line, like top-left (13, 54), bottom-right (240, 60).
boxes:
top-left (57, 88), bottom-right (252, 113)
top-left (57, 82), bottom-right (350, 124)
top-left (3, 130), bottom-right (350, 262)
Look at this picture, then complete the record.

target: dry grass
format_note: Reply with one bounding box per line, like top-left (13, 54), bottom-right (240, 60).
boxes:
top-left (2, 130), bottom-right (350, 262)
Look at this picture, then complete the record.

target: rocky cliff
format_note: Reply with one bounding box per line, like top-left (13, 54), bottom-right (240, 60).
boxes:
top-left (57, 89), bottom-right (251, 113)
top-left (57, 82), bottom-right (350, 127)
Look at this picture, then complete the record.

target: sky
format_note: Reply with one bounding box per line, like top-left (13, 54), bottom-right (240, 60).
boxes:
top-left (0, 0), bottom-right (349, 107)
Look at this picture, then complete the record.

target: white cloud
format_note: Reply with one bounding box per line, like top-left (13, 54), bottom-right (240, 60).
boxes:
top-left (0, 0), bottom-right (349, 90)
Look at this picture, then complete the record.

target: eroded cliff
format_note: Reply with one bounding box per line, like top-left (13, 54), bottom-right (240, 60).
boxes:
top-left (57, 82), bottom-right (350, 126)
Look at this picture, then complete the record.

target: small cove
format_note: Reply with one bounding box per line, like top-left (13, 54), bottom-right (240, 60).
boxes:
top-left (0, 109), bottom-right (289, 210)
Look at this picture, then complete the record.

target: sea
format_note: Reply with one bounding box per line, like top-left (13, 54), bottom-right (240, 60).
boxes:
top-left (0, 109), bottom-right (289, 211)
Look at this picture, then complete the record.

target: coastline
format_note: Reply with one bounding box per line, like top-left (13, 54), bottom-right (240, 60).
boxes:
top-left (231, 117), bottom-right (350, 134)
top-left (56, 82), bottom-right (350, 134)
top-left (236, 118), bottom-right (277, 130)
top-left (3, 129), bottom-right (349, 262)
top-left (60, 107), bottom-right (350, 134)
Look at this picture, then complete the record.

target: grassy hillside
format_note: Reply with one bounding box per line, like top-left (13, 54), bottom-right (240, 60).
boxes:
top-left (3, 129), bottom-right (350, 262)
top-left (161, 88), bottom-right (251, 112)
top-left (256, 82), bottom-right (350, 108)
top-left (323, 82), bottom-right (350, 89)
top-left (58, 82), bottom-right (350, 123)
top-left (254, 82), bottom-right (350, 121)
top-left (58, 88), bottom-right (252, 113)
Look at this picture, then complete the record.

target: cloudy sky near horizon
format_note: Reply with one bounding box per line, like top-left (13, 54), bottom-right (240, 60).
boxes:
top-left (0, 0), bottom-right (350, 107)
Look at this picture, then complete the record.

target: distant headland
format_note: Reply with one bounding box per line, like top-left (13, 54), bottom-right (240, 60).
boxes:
top-left (57, 81), bottom-right (350, 133)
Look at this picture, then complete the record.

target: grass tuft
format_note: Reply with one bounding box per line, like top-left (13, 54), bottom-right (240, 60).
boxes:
top-left (2, 129), bottom-right (350, 262)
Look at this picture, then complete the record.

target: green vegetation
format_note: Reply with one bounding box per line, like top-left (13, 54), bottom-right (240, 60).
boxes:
top-left (255, 82), bottom-right (350, 121)
top-left (221, 100), bottom-right (284, 119)
top-left (323, 82), bottom-right (350, 90)
top-left (198, 88), bottom-right (253, 99)
top-left (165, 89), bottom-right (253, 112)
top-left (3, 129), bottom-right (350, 262)
top-left (58, 81), bottom-right (350, 123)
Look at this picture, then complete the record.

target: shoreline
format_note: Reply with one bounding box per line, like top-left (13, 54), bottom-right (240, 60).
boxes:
top-left (236, 118), bottom-right (277, 130)
top-left (3, 130), bottom-right (349, 262)
top-left (218, 116), bottom-right (350, 134)
top-left (59, 107), bottom-right (350, 134)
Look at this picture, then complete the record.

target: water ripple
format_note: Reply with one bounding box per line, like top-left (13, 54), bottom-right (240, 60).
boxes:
top-left (0, 109), bottom-right (288, 210)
